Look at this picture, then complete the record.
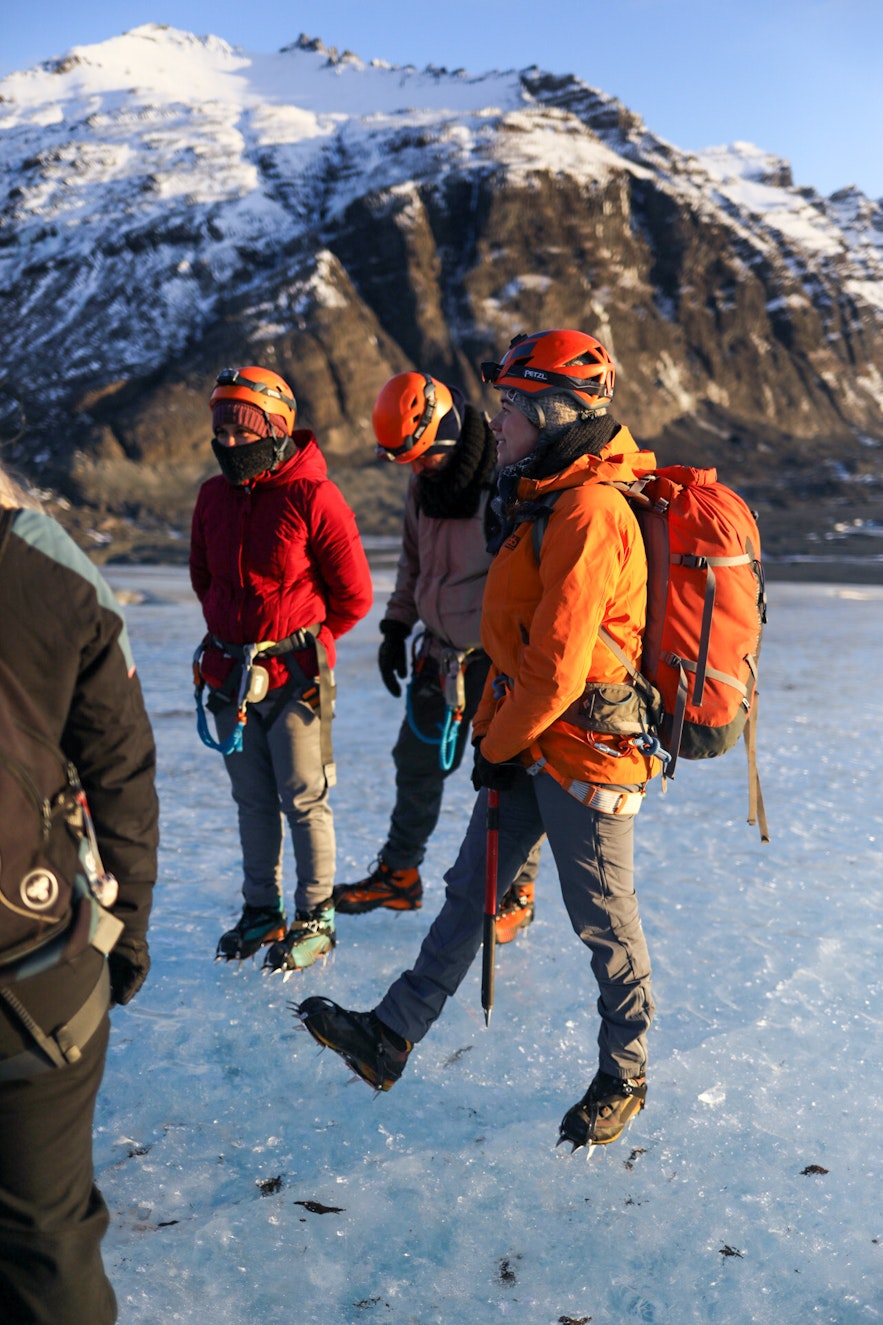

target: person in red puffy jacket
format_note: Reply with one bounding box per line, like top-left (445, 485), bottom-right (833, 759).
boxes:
top-left (190, 366), bottom-right (372, 971)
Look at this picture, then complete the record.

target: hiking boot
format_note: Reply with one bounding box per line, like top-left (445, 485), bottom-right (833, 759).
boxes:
top-left (263, 904), bottom-right (335, 973)
top-left (216, 903), bottom-right (287, 961)
top-left (295, 996), bottom-right (411, 1091)
top-left (557, 1071), bottom-right (647, 1151)
top-left (333, 861), bottom-right (423, 914)
top-left (495, 881), bottom-right (535, 944)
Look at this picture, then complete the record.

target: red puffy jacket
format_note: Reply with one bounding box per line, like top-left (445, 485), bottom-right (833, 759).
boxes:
top-left (190, 432), bottom-right (373, 690)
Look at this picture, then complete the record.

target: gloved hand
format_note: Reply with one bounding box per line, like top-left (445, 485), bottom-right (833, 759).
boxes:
top-left (108, 935), bottom-right (151, 1006)
top-left (378, 619), bottom-right (410, 697)
top-left (471, 740), bottom-right (521, 792)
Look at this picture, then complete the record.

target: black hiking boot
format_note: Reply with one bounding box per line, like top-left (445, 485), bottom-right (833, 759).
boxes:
top-left (263, 904), bottom-right (336, 973)
top-left (557, 1070), bottom-right (647, 1151)
top-left (216, 903), bottom-right (287, 961)
top-left (295, 996), bottom-right (411, 1092)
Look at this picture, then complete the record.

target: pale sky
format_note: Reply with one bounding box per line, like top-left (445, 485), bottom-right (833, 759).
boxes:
top-left (2, 0), bottom-right (881, 201)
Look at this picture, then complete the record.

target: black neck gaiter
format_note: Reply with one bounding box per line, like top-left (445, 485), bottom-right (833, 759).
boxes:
top-left (417, 405), bottom-right (497, 520)
top-left (211, 435), bottom-right (293, 486)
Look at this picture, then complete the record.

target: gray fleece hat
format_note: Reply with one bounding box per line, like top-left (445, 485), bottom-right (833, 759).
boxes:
top-left (503, 388), bottom-right (596, 438)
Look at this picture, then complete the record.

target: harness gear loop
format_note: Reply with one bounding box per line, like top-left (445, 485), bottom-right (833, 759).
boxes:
top-left (192, 636), bottom-right (249, 755)
top-left (404, 636), bottom-right (477, 771)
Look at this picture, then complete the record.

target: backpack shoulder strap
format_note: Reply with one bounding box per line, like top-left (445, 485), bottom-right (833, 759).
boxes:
top-left (530, 492), bottom-right (562, 563)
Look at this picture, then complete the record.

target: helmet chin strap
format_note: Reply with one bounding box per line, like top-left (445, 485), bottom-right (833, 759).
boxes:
top-left (266, 415), bottom-right (292, 470)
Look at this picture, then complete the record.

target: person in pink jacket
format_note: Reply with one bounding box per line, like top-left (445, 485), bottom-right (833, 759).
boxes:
top-left (190, 366), bottom-right (372, 971)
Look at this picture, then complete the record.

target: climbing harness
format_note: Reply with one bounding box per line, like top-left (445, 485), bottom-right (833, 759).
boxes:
top-left (487, 668), bottom-right (662, 811)
top-left (525, 746), bottom-right (647, 815)
top-left (193, 626), bottom-right (337, 784)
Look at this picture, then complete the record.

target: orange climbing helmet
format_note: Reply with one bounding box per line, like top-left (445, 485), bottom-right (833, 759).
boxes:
top-left (481, 330), bottom-right (615, 409)
top-left (209, 366), bottom-right (297, 436)
top-left (373, 372), bottom-right (455, 462)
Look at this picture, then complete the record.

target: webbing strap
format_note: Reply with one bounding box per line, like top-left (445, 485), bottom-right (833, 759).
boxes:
top-left (313, 636), bottom-right (336, 788)
top-left (742, 659), bottom-right (769, 842)
top-left (693, 562), bottom-right (715, 704)
top-left (0, 508), bottom-right (15, 562)
top-left (526, 745), bottom-right (644, 814)
top-left (662, 652), bottom-right (749, 699)
top-left (674, 553), bottom-right (751, 569)
top-left (666, 657), bottom-right (689, 780)
top-left (0, 962), bottom-right (110, 1081)
top-left (210, 628), bottom-right (318, 661)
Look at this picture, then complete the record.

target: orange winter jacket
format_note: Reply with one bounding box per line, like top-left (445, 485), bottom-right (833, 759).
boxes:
top-left (473, 428), bottom-right (662, 788)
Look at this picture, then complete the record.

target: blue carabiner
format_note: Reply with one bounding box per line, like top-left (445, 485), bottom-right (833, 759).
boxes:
top-left (438, 707), bottom-right (463, 772)
top-left (633, 731), bottom-right (671, 769)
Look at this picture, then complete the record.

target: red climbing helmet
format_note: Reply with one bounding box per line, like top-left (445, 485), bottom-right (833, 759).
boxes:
top-left (481, 330), bottom-right (615, 408)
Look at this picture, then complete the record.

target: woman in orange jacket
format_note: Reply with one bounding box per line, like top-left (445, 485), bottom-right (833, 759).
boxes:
top-left (298, 330), bottom-right (664, 1152)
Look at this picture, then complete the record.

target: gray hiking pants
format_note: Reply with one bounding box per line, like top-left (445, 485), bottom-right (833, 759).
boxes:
top-left (216, 689), bottom-right (335, 914)
top-left (383, 652), bottom-right (538, 893)
top-left (376, 769), bottom-right (654, 1079)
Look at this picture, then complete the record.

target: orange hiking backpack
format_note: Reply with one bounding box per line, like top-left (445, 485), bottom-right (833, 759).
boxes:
top-left (603, 465), bottom-right (768, 839)
top-left (532, 465), bottom-right (769, 839)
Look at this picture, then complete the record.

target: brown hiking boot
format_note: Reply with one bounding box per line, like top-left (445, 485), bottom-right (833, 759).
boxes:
top-left (333, 861), bottom-right (423, 914)
top-left (494, 881), bottom-right (535, 944)
top-left (557, 1071), bottom-right (647, 1151)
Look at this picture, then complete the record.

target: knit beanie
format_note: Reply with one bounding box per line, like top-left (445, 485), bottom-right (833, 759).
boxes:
top-left (503, 389), bottom-right (544, 431)
top-left (211, 399), bottom-right (289, 438)
top-left (504, 388), bottom-right (596, 439)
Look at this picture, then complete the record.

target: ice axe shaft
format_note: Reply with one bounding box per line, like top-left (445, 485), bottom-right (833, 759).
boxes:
top-left (481, 787), bottom-right (499, 1026)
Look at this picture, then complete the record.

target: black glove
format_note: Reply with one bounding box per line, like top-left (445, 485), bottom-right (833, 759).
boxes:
top-left (108, 935), bottom-right (151, 1006)
top-left (378, 619), bottom-right (410, 698)
top-left (471, 740), bottom-right (521, 792)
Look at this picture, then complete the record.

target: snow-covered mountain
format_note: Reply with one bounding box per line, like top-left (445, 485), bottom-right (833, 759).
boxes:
top-left (1, 25), bottom-right (882, 560)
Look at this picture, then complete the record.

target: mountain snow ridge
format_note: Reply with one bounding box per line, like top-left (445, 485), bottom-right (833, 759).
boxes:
top-left (1, 24), bottom-right (881, 563)
top-left (3, 23), bottom-right (881, 399)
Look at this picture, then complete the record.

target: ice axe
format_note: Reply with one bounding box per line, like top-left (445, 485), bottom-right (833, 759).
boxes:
top-left (481, 787), bottom-right (499, 1026)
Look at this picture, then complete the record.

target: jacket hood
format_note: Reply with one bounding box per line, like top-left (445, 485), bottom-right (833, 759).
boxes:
top-left (515, 427), bottom-right (657, 502)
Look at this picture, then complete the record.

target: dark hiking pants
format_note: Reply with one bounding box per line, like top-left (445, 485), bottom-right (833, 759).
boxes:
top-left (383, 654), bottom-right (538, 893)
top-left (376, 769), bottom-right (654, 1079)
top-left (0, 1014), bottom-right (115, 1324)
